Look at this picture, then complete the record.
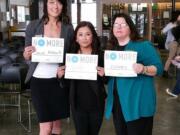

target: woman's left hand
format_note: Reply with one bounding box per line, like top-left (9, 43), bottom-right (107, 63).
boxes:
top-left (97, 66), bottom-right (105, 77)
top-left (133, 63), bottom-right (144, 74)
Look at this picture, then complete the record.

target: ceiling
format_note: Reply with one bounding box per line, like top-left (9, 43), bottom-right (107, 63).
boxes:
top-left (101, 0), bottom-right (180, 4)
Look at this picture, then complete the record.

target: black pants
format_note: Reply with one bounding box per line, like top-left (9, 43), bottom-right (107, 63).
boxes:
top-left (73, 110), bottom-right (103, 135)
top-left (112, 89), bottom-right (153, 135)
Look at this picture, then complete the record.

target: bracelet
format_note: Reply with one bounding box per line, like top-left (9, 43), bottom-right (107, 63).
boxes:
top-left (142, 66), bottom-right (148, 74)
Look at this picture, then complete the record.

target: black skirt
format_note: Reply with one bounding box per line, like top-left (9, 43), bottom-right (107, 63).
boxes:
top-left (30, 77), bottom-right (70, 122)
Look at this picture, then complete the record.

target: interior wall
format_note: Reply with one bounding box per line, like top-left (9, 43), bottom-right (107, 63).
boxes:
top-left (0, 0), bottom-right (8, 40)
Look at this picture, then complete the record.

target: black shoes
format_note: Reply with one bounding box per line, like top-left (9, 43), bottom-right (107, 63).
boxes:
top-left (166, 88), bottom-right (178, 98)
top-left (162, 71), bottom-right (169, 78)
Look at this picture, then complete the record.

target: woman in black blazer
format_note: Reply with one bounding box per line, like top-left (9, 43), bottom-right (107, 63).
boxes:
top-left (69, 21), bottom-right (106, 135)
top-left (23, 0), bottom-right (74, 135)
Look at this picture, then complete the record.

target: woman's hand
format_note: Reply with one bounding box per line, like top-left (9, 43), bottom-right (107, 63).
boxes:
top-left (133, 63), bottom-right (144, 74)
top-left (97, 66), bottom-right (105, 77)
top-left (133, 63), bottom-right (157, 76)
top-left (23, 46), bottom-right (35, 60)
top-left (57, 66), bottom-right (65, 78)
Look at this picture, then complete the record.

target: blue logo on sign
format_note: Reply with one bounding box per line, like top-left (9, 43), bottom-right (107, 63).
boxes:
top-left (38, 39), bottom-right (45, 47)
top-left (72, 56), bottom-right (78, 63)
top-left (110, 53), bottom-right (117, 60)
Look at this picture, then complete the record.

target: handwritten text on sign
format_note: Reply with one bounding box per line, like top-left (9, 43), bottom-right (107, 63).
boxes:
top-left (31, 37), bottom-right (64, 63)
top-left (105, 50), bottom-right (137, 77)
top-left (65, 54), bottom-right (98, 80)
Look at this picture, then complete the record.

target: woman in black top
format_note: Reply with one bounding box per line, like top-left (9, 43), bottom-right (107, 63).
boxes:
top-left (67, 21), bottom-right (106, 135)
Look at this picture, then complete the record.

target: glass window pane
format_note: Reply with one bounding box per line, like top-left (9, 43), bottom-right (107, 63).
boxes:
top-left (81, 3), bottom-right (96, 27)
top-left (17, 6), bottom-right (25, 23)
top-left (71, 3), bottom-right (77, 29)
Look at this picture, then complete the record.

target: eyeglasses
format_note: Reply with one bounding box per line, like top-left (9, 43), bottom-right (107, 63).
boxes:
top-left (113, 23), bottom-right (128, 28)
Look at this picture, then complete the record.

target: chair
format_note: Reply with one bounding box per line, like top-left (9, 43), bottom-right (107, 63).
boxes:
top-left (20, 89), bottom-right (34, 132)
top-left (0, 63), bottom-right (28, 122)
top-left (0, 56), bottom-right (12, 75)
top-left (9, 36), bottom-right (25, 51)
top-left (5, 51), bottom-right (20, 62)
top-left (0, 47), bottom-right (10, 56)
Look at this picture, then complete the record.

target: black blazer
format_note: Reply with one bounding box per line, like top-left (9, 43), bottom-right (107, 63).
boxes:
top-left (69, 52), bottom-right (107, 112)
top-left (24, 19), bottom-right (74, 84)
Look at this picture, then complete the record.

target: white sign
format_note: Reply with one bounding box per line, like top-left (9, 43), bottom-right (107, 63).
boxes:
top-left (105, 50), bottom-right (137, 77)
top-left (65, 54), bottom-right (98, 80)
top-left (31, 37), bottom-right (64, 63)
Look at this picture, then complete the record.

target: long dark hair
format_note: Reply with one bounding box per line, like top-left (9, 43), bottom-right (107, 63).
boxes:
top-left (107, 13), bottom-right (141, 50)
top-left (42, 0), bottom-right (70, 24)
top-left (71, 21), bottom-right (100, 54)
top-left (170, 10), bottom-right (180, 23)
top-left (172, 25), bottom-right (180, 41)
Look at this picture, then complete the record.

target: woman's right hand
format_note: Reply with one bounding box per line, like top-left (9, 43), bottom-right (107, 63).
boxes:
top-left (23, 46), bottom-right (35, 60)
top-left (57, 66), bottom-right (65, 78)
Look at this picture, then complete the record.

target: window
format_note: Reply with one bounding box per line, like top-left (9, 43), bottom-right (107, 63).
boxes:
top-left (71, 3), bottom-right (77, 28)
top-left (17, 6), bottom-right (25, 23)
top-left (81, 3), bottom-right (96, 27)
top-left (71, 0), bottom-right (97, 29)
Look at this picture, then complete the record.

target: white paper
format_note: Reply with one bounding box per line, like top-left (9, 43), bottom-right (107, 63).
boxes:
top-left (65, 54), bottom-right (98, 80)
top-left (105, 50), bottom-right (137, 77)
top-left (31, 37), bottom-right (64, 63)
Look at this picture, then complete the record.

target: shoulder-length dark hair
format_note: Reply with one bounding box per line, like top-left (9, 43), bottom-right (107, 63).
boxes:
top-left (170, 10), bottom-right (180, 23)
top-left (172, 25), bottom-right (180, 41)
top-left (71, 21), bottom-right (100, 54)
top-left (107, 13), bottom-right (141, 50)
top-left (42, 0), bottom-right (70, 24)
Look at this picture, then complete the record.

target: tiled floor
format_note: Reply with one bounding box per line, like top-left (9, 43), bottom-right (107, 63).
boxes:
top-left (0, 76), bottom-right (180, 135)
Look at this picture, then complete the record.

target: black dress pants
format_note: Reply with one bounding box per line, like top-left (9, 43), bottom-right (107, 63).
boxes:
top-left (73, 110), bottom-right (104, 135)
top-left (112, 89), bottom-right (153, 135)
